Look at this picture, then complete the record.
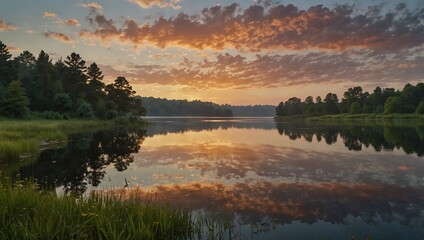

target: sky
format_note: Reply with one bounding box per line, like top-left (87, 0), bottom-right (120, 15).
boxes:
top-left (0, 0), bottom-right (423, 105)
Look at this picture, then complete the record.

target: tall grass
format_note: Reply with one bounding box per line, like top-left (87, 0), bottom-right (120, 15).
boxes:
top-left (0, 177), bottom-right (192, 239)
top-left (0, 176), bottom-right (241, 240)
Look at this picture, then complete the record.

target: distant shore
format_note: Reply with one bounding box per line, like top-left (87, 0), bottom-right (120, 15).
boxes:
top-left (275, 113), bottom-right (424, 123)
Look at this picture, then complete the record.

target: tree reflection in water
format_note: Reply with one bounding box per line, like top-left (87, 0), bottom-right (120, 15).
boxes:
top-left (16, 128), bottom-right (146, 196)
top-left (12, 118), bottom-right (424, 237)
top-left (275, 122), bottom-right (424, 155)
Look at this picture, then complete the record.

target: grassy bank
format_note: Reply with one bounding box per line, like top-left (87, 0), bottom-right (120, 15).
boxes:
top-left (0, 119), bottom-right (121, 163)
top-left (0, 119), bottom-right (124, 176)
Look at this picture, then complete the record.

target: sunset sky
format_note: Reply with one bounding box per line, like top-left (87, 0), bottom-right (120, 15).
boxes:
top-left (0, 0), bottom-right (423, 105)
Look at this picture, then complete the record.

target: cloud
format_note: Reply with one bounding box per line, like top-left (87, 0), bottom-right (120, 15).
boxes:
top-left (43, 11), bottom-right (80, 27)
top-left (0, 19), bottom-right (17, 31)
top-left (42, 11), bottom-right (58, 19)
top-left (81, 2), bottom-right (103, 11)
top-left (128, 0), bottom-right (181, 9)
top-left (43, 31), bottom-right (74, 43)
top-left (100, 51), bottom-right (424, 89)
top-left (6, 45), bottom-right (22, 52)
top-left (65, 19), bottom-right (80, 26)
top-left (80, 2), bottom-right (424, 52)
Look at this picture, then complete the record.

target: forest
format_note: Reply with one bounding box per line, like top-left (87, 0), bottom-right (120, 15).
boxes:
top-left (276, 84), bottom-right (424, 117)
top-left (142, 97), bottom-right (276, 117)
top-left (141, 97), bottom-right (233, 116)
top-left (221, 104), bottom-right (276, 116)
top-left (0, 41), bottom-right (145, 120)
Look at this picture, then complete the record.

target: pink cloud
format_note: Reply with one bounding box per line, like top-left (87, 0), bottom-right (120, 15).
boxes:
top-left (43, 31), bottom-right (74, 43)
top-left (128, 0), bottom-right (181, 9)
top-left (80, 3), bottom-right (424, 52)
top-left (0, 19), bottom-right (17, 31)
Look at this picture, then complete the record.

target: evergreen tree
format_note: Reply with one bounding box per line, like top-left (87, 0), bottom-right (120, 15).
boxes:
top-left (86, 62), bottom-right (105, 107)
top-left (106, 77), bottom-right (135, 114)
top-left (0, 80), bottom-right (30, 118)
top-left (14, 51), bottom-right (36, 103)
top-left (0, 41), bottom-right (16, 86)
top-left (64, 53), bottom-right (87, 102)
top-left (30, 51), bottom-right (60, 111)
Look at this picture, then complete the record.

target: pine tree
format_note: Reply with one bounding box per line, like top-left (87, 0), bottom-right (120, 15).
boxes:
top-left (0, 41), bottom-right (16, 86)
top-left (0, 80), bottom-right (30, 118)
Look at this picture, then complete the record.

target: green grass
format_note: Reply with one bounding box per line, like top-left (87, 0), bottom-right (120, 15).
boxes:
top-left (0, 177), bottom-right (236, 240)
top-left (0, 119), bottom-right (112, 164)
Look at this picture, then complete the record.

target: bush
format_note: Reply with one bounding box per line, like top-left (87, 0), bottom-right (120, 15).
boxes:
top-left (53, 93), bottom-right (72, 114)
top-left (114, 116), bottom-right (129, 125)
top-left (105, 101), bottom-right (117, 110)
top-left (416, 101), bottom-right (424, 114)
top-left (349, 102), bottom-right (361, 114)
top-left (384, 97), bottom-right (403, 114)
top-left (41, 111), bottom-right (63, 120)
top-left (105, 109), bottom-right (118, 120)
top-left (77, 102), bottom-right (94, 119)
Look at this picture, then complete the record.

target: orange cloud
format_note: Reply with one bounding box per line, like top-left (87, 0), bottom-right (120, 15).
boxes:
top-left (99, 51), bottom-right (424, 89)
top-left (43, 31), bottom-right (74, 43)
top-left (81, 2), bottom-right (103, 11)
top-left (43, 11), bottom-right (58, 18)
top-left (128, 0), bottom-right (181, 9)
top-left (6, 45), bottom-right (21, 52)
top-left (0, 19), bottom-right (17, 31)
top-left (80, 3), bottom-right (424, 51)
top-left (66, 19), bottom-right (80, 26)
top-left (398, 63), bottom-right (418, 69)
top-left (43, 11), bottom-right (80, 27)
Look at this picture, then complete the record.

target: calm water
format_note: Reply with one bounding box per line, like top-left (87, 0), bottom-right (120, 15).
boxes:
top-left (16, 117), bottom-right (424, 239)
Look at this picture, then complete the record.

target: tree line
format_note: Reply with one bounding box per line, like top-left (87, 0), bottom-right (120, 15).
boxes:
top-left (141, 97), bottom-right (233, 116)
top-left (276, 84), bottom-right (424, 117)
top-left (220, 104), bottom-right (276, 116)
top-left (0, 41), bottom-right (145, 119)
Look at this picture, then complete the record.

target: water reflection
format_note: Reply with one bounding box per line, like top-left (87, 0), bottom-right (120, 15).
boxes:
top-left (106, 181), bottom-right (424, 226)
top-left (135, 143), bottom-right (424, 186)
top-left (12, 117), bottom-right (424, 238)
top-left (275, 122), bottom-right (424, 155)
top-left (16, 128), bottom-right (145, 196)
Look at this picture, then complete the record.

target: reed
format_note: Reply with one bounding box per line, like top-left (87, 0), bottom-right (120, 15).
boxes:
top-left (0, 176), bottom-right (240, 240)
top-left (0, 177), bottom-right (193, 239)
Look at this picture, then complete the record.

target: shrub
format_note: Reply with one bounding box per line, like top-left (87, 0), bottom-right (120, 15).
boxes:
top-left (416, 101), bottom-right (424, 114)
top-left (105, 109), bottom-right (118, 120)
top-left (349, 102), bottom-right (361, 114)
top-left (77, 102), bottom-right (94, 119)
top-left (53, 93), bottom-right (72, 114)
top-left (41, 111), bottom-right (62, 120)
top-left (105, 101), bottom-right (117, 110)
top-left (114, 116), bottom-right (129, 125)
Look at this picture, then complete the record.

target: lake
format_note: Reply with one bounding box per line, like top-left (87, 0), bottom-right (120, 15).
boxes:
top-left (15, 117), bottom-right (424, 239)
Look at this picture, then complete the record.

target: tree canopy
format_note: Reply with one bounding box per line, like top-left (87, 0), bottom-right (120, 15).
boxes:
top-left (0, 40), bottom-right (145, 120)
top-left (276, 83), bottom-right (424, 117)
